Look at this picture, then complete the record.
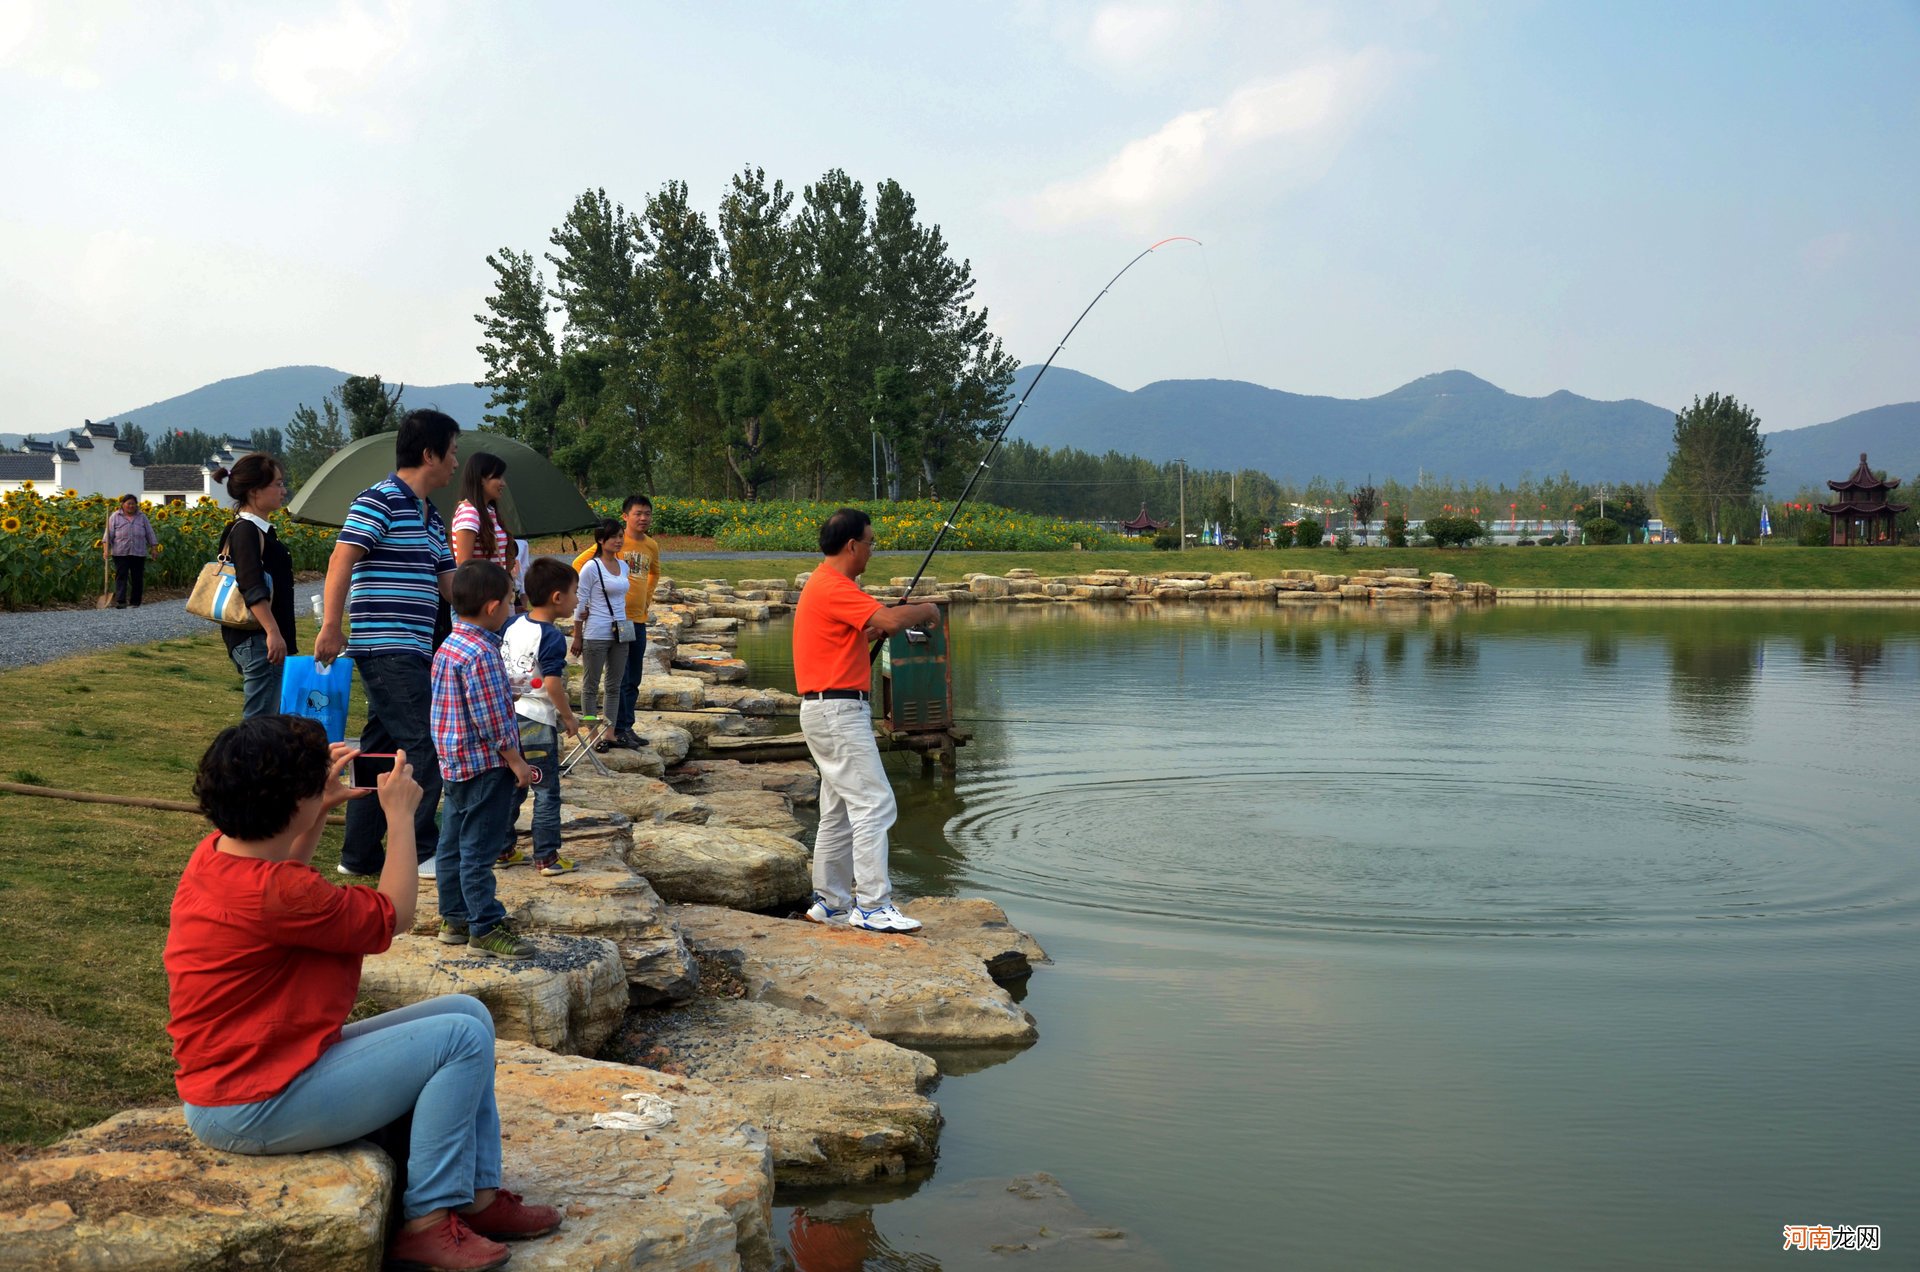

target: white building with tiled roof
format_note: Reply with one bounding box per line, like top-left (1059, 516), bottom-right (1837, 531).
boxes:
top-left (0, 421), bottom-right (235, 503)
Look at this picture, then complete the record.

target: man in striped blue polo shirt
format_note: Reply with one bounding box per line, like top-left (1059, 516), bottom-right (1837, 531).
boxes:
top-left (315, 409), bottom-right (460, 878)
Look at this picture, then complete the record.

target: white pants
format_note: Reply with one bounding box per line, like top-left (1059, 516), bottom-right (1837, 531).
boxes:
top-left (801, 697), bottom-right (897, 910)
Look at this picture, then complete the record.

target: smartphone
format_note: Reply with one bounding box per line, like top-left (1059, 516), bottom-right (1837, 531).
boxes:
top-left (350, 753), bottom-right (398, 790)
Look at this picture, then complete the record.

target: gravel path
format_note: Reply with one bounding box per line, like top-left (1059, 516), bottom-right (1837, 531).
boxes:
top-left (0, 581), bottom-right (328, 671)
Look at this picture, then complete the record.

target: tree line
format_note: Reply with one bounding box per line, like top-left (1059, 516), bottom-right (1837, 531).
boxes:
top-left (472, 168), bottom-right (1014, 503)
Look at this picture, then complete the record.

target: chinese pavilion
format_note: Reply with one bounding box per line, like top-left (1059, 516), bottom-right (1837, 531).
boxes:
top-left (1120, 503), bottom-right (1168, 537)
top-left (1818, 454), bottom-right (1907, 546)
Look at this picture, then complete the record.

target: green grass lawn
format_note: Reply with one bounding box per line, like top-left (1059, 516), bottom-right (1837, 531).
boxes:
top-left (662, 544), bottom-right (1920, 591)
top-left (0, 622), bottom-right (364, 1147)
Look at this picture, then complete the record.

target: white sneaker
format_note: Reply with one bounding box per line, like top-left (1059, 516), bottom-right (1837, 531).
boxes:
top-left (417, 855), bottom-right (437, 879)
top-left (804, 895), bottom-right (850, 925)
top-left (849, 903), bottom-right (923, 934)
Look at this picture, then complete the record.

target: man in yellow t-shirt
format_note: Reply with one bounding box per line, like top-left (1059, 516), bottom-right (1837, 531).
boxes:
top-left (570, 495), bottom-right (660, 748)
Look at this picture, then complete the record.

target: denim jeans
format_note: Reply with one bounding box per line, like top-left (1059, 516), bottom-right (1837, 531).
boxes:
top-left (182, 995), bottom-right (500, 1220)
top-left (614, 631), bottom-right (647, 733)
top-left (227, 631), bottom-right (285, 720)
top-left (341, 653), bottom-right (442, 875)
top-left (800, 697), bottom-right (897, 910)
top-left (437, 767), bottom-right (514, 936)
top-left (511, 718), bottom-right (562, 863)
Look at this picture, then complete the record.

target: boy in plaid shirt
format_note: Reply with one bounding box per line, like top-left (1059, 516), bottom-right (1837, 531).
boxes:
top-left (430, 561), bottom-right (536, 958)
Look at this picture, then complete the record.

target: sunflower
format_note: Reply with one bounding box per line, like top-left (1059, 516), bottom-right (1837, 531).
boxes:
top-left (63, 488), bottom-right (78, 498)
top-left (150, 543), bottom-right (163, 557)
top-left (0, 516), bottom-right (19, 532)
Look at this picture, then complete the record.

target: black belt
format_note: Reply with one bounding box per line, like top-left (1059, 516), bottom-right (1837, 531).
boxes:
top-left (801, 689), bottom-right (869, 701)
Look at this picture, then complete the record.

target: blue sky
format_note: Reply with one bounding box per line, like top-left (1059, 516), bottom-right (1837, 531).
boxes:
top-left (1, 1), bottom-right (1914, 434)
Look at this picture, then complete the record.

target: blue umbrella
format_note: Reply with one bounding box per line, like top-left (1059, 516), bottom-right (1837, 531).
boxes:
top-left (1760, 504), bottom-right (1772, 536)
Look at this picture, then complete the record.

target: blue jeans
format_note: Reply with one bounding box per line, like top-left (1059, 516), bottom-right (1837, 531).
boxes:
top-left (341, 654), bottom-right (442, 875)
top-left (614, 631), bottom-right (646, 733)
top-left (228, 631), bottom-right (285, 720)
top-left (511, 718), bottom-right (562, 863)
top-left (438, 767), bottom-right (514, 936)
top-left (182, 995), bottom-right (500, 1220)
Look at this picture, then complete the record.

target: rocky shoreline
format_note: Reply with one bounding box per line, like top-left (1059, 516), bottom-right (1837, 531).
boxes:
top-left (2, 594), bottom-right (1052, 1272)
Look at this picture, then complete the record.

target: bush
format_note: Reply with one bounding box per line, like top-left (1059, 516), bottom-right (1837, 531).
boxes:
top-left (1384, 513), bottom-right (1408, 548)
top-left (595, 497), bottom-right (1136, 553)
top-left (1582, 517), bottom-right (1627, 545)
top-left (1293, 517), bottom-right (1323, 548)
top-left (1424, 515), bottom-right (1486, 548)
top-left (1546, 531), bottom-right (1569, 546)
top-left (1270, 521), bottom-right (1295, 549)
top-left (1152, 527), bottom-right (1180, 550)
top-left (1797, 517), bottom-right (1830, 547)
top-left (1335, 530), bottom-right (1352, 552)
top-left (1516, 537), bottom-right (1535, 547)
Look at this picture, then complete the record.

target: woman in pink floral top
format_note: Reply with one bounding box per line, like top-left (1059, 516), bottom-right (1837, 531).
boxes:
top-left (450, 452), bottom-right (513, 574)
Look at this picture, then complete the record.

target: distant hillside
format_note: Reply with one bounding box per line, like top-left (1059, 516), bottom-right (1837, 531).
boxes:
top-left (1762, 403), bottom-right (1920, 491)
top-left (93, 367), bottom-right (493, 438)
top-left (1008, 367), bottom-right (1920, 490)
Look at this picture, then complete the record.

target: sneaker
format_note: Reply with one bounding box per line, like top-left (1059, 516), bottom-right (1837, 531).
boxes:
top-left (469, 923), bottom-right (534, 960)
top-left (803, 894), bottom-right (851, 925)
top-left (615, 728), bottom-right (650, 749)
top-left (336, 864), bottom-right (377, 881)
top-left (462, 1189), bottom-right (564, 1241)
top-left (537, 855), bottom-right (576, 877)
top-left (849, 903), bottom-right (923, 934)
top-left (495, 847), bottom-right (531, 869)
top-left (386, 1211), bottom-right (509, 1271)
top-left (438, 920), bottom-right (469, 946)
top-left (418, 854), bottom-right (437, 879)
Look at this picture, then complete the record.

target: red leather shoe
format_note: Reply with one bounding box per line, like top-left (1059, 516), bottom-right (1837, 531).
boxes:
top-left (462, 1188), bottom-right (564, 1240)
top-left (386, 1212), bottom-right (510, 1271)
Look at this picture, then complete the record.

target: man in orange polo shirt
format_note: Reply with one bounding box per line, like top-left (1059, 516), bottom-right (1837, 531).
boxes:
top-left (793, 508), bottom-right (940, 934)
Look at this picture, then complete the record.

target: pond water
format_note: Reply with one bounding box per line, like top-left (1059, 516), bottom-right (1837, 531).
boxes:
top-left (734, 603), bottom-right (1920, 1270)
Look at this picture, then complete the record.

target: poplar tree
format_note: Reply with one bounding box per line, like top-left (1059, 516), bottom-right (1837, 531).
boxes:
top-left (1659, 393), bottom-right (1768, 541)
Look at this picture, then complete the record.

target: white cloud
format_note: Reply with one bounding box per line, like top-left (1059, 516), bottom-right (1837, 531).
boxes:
top-left (252, 0), bottom-right (413, 126)
top-left (1084, 3), bottom-right (1194, 71)
top-left (1023, 48), bottom-right (1398, 227)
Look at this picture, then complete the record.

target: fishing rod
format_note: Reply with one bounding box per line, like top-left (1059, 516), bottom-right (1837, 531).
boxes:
top-left (871, 235), bottom-right (1202, 659)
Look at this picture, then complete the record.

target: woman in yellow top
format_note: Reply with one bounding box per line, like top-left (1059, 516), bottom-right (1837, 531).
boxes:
top-left (569, 495), bottom-right (658, 749)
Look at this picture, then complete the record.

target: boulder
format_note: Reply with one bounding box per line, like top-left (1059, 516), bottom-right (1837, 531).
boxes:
top-left (1384, 566), bottom-right (1421, 577)
top-left (1339, 584), bottom-right (1371, 599)
top-left (671, 648), bottom-right (749, 684)
top-left (592, 746), bottom-right (669, 779)
top-left (901, 898), bottom-right (1049, 982)
top-left (700, 684), bottom-right (801, 716)
top-left (566, 772), bottom-right (712, 825)
top-left (359, 934), bottom-right (629, 1056)
top-left (418, 858), bottom-right (696, 1004)
top-left (674, 906), bottom-right (1038, 1050)
top-left (608, 999), bottom-right (941, 1187)
top-left (635, 675), bottom-right (707, 712)
top-left (642, 709), bottom-right (750, 743)
top-left (0, 1109), bottom-right (391, 1272)
top-left (627, 825), bottom-right (812, 911)
top-left (492, 1042), bottom-right (775, 1271)
top-left (710, 601), bottom-right (772, 622)
top-left (968, 575), bottom-right (1010, 599)
top-left (666, 758), bottom-right (820, 806)
top-left (699, 789), bottom-right (805, 838)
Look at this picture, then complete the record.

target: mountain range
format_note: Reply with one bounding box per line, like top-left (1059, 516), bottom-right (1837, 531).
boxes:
top-left (1008, 367), bottom-right (1920, 493)
top-left (2, 365), bottom-right (1910, 495)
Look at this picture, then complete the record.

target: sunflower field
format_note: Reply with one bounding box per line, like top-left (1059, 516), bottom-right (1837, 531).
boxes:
top-left (0, 485), bottom-right (336, 609)
top-left (590, 497), bottom-right (1138, 553)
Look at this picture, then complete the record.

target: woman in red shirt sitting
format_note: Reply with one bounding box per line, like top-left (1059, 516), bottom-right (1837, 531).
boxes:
top-left (165, 716), bottom-right (561, 1272)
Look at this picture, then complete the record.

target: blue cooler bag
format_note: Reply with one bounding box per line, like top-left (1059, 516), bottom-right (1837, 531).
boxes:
top-left (279, 655), bottom-right (354, 742)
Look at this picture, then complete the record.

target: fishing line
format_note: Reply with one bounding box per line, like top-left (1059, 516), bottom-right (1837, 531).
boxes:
top-left (871, 235), bottom-right (1204, 660)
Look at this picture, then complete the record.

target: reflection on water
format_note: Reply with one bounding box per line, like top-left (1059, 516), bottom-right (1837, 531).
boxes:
top-left (736, 603), bottom-right (1920, 1270)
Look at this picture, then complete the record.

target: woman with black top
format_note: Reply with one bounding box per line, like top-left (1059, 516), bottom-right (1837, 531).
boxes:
top-left (215, 454), bottom-right (298, 719)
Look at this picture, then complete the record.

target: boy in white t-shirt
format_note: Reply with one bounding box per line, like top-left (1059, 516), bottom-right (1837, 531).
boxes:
top-left (498, 558), bottom-right (582, 876)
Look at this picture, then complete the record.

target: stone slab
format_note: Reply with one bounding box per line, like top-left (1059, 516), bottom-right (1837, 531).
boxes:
top-left (626, 825), bottom-right (811, 911)
top-left (901, 898), bottom-right (1049, 982)
top-left (698, 789), bottom-right (804, 838)
top-left (609, 999), bottom-right (941, 1187)
top-left (666, 758), bottom-right (820, 807)
top-left (418, 858), bottom-right (696, 1004)
top-left (493, 1042), bottom-right (774, 1271)
top-left (0, 1109), bottom-right (392, 1272)
top-left (674, 906), bottom-right (1038, 1050)
top-left (567, 772), bottom-right (712, 825)
top-left (359, 933), bottom-right (629, 1056)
